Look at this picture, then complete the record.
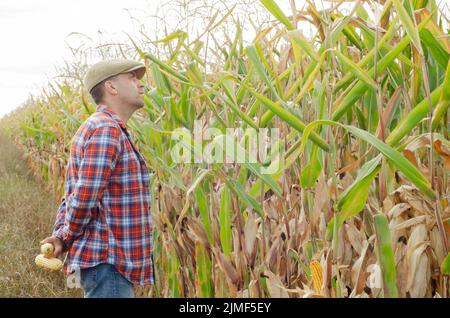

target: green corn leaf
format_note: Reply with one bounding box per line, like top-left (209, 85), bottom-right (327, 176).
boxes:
top-left (300, 144), bottom-right (322, 189)
top-left (332, 12), bottom-right (435, 120)
top-left (219, 185), bottom-right (232, 256)
top-left (441, 253), bottom-right (450, 275)
top-left (151, 30), bottom-right (187, 44)
top-left (335, 50), bottom-right (377, 89)
top-left (145, 53), bottom-right (190, 83)
top-left (195, 240), bottom-right (213, 297)
top-left (292, 52), bottom-right (326, 105)
top-left (245, 45), bottom-right (279, 98)
top-left (168, 248), bottom-right (181, 297)
top-left (225, 178), bottom-right (263, 217)
top-left (337, 155), bottom-right (382, 226)
top-left (215, 134), bottom-right (282, 196)
top-left (333, 16), bottom-right (410, 92)
top-left (194, 186), bottom-right (213, 245)
top-left (287, 30), bottom-right (320, 62)
top-left (419, 29), bottom-right (450, 70)
top-left (59, 108), bottom-right (81, 126)
top-left (332, 36), bottom-right (411, 121)
top-left (387, 84), bottom-right (442, 145)
top-left (218, 74), bottom-right (259, 129)
top-left (259, 0), bottom-right (295, 30)
top-left (244, 85), bottom-right (330, 152)
top-left (339, 125), bottom-right (435, 200)
top-left (432, 61), bottom-right (450, 129)
top-left (391, 0), bottom-right (423, 55)
top-left (288, 248), bottom-right (311, 278)
top-left (299, 120), bottom-right (435, 199)
top-left (374, 214), bottom-right (399, 298)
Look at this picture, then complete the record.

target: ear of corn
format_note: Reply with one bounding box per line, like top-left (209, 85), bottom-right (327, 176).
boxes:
top-left (40, 243), bottom-right (54, 258)
top-left (35, 254), bottom-right (63, 271)
top-left (36, 243), bottom-right (63, 271)
top-left (309, 260), bottom-right (323, 295)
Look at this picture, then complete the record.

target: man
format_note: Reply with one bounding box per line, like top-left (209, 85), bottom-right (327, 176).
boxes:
top-left (40, 59), bottom-right (154, 298)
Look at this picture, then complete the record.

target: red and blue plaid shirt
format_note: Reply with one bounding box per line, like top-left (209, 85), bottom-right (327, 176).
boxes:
top-left (53, 104), bottom-right (154, 285)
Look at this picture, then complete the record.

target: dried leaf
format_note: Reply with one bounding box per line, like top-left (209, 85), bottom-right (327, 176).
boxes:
top-left (264, 270), bottom-right (289, 298)
top-left (391, 215), bottom-right (427, 232)
top-left (244, 212), bottom-right (258, 267)
top-left (188, 217), bottom-right (211, 250)
top-left (394, 242), bottom-right (408, 297)
top-left (214, 249), bottom-right (239, 286)
top-left (312, 174), bottom-right (329, 233)
top-left (351, 241), bottom-right (370, 295)
top-left (407, 243), bottom-right (430, 297)
top-left (345, 222), bottom-right (365, 255)
top-left (406, 224), bottom-right (430, 296)
top-left (430, 226), bottom-right (446, 265)
top-left (434, 140), bottom-right (450, 169)
top-left (387, 202), bottom-right (411, 219)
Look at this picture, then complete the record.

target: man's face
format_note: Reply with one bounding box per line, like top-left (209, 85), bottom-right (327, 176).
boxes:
top-left (110, 71), bottom-right (145, 109)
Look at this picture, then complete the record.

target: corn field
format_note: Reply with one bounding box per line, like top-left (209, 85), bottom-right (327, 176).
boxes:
top-left (0, 0), bottom-right (449, 298)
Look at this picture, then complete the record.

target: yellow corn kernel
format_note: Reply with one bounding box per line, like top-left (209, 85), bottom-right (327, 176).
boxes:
top-left (309, 259), bottom-right (323, 294)
top-left (40, 243), bottom-right (54, 258)
top-left (35, 254), bottom-right (63, 271)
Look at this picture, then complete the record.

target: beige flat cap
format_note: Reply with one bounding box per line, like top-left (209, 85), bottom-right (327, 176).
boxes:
top-left (84, 59), bottom-right (146, 93)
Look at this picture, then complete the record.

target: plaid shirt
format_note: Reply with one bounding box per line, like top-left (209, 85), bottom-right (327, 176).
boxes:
top-left (52, 104), bottom-right (154, 285)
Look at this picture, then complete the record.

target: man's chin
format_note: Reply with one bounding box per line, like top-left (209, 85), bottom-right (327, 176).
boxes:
top-left (135, 99), bottom-right (145, 109)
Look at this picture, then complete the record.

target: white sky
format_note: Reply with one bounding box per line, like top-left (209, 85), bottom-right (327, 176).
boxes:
top-left (0, 0), bottom-right (323, 119)
top-left (0, 1), bottom-right (448, 119)
top-left (0, 0), bottom-right (159, 118)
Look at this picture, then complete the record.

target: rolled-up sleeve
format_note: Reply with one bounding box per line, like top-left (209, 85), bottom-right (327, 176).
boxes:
top-left (53, 125), bottom-right (121, 249)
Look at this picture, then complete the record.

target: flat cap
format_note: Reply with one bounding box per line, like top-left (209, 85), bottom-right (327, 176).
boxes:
top-left (84, 59), bottom-right (146, 93)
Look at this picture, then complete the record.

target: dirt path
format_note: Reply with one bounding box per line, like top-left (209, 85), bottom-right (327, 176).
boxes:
top-left (0, 132), bottom-right (82, 297)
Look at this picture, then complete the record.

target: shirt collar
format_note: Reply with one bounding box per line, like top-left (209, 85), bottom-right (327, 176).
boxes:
top-left (96, 104), bottom-right (127, 129)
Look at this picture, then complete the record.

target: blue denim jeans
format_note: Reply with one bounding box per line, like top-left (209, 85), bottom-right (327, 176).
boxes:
top-left (80, 263), bottom-right (135, 298)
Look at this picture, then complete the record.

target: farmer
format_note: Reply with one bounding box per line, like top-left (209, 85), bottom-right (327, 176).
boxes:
top-left (40, 59), bottom-right (154, 298)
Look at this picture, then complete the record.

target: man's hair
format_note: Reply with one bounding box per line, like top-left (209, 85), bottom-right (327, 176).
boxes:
top-left (89, 75), bottom-right (118, 105)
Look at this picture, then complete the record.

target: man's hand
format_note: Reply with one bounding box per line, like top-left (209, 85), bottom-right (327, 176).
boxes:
top-left (40, 236), bottom-right (64, 258)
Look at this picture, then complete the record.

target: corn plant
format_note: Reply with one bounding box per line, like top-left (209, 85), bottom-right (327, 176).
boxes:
top-left (0, 0), bottom-right (449, 298)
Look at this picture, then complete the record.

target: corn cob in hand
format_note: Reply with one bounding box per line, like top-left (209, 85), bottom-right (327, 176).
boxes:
top-left (35, 243), bottom-right (63, 271)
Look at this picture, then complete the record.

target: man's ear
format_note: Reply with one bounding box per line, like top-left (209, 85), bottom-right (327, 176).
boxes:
top-left (104, 79), bottom-right (118, 95)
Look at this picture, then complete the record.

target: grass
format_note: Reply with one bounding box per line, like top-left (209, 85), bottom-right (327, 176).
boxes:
top-left (0, 132), bottom-right (82, 297)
